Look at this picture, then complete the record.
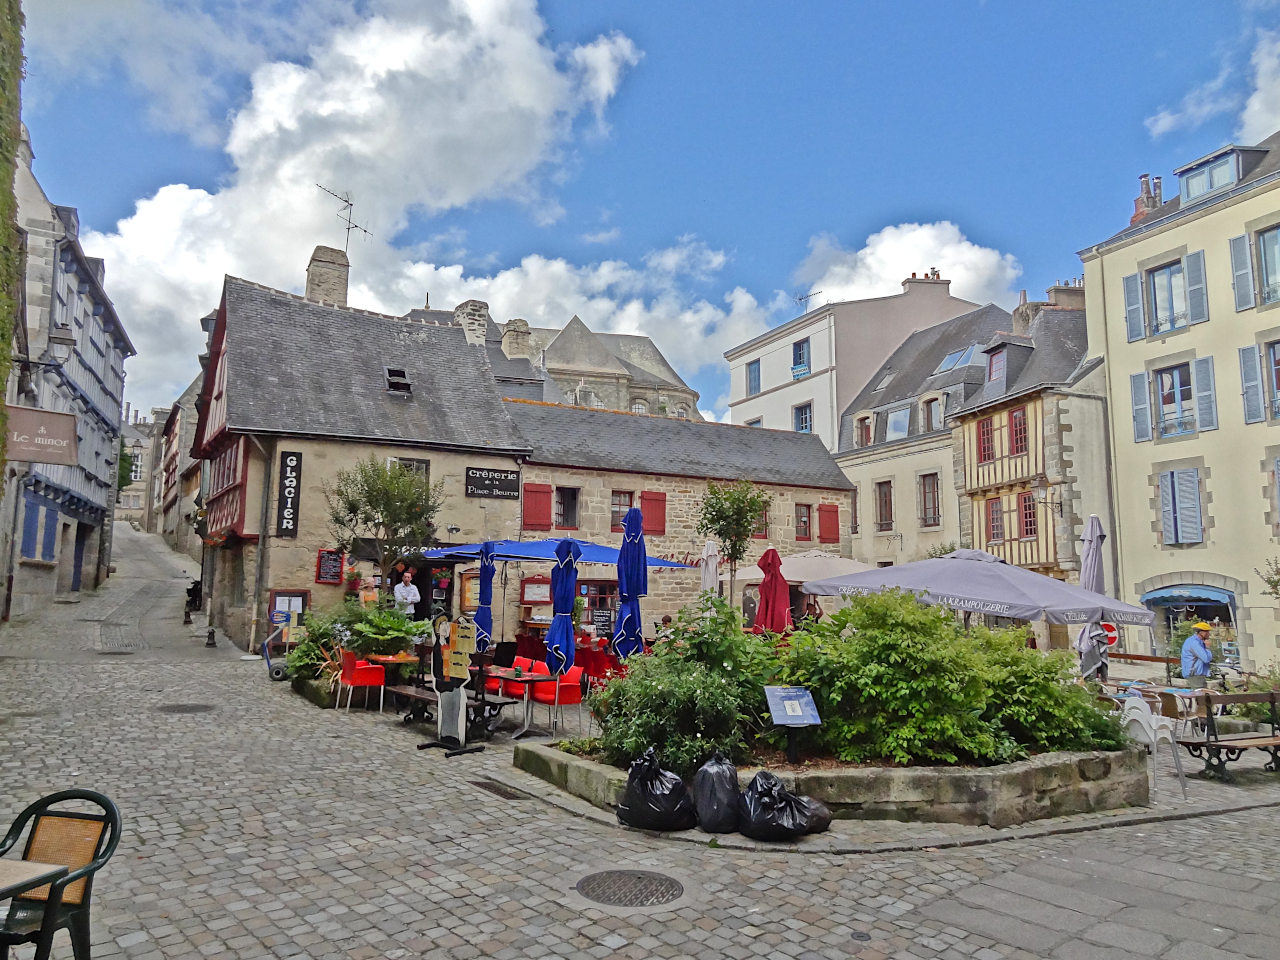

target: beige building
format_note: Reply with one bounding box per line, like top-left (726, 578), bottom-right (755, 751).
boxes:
top-left (158, 375), bottom-right (203, 563)
top-left (1081, 130), bottom-right (1280, 667)
top-left (116, 410), bottom-right (154, 524)
top-left (725, 272), bottom-right (978, 449)
top-left (835, 303), bottom-right (1011, 565)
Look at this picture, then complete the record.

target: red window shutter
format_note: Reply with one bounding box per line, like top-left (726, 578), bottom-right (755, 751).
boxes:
top-left (640, 491), bottom-right (666, 535)
top-left (522, 483), bottom-right (552, 531)
top-left (817, 503), bottom-right (839, 543)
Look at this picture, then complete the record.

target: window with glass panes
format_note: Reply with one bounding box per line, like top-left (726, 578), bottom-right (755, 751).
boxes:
top-left (1261, 226), bottom-right (1280, 304)
top-left (857, 417), bottom-right (871, 447)
top-left (919, 473), bottom-right (940, 527)
top-left (1009, 406), bottom-right (1028, 456)
top-left (1018, 491), bottom-right (1037, 538)
top-left (985, 497), bottom-right (1004, 542)
top-left (794, 403), bottom-right (812, 433)
top-left (850, 488), bottom-right (859, 533)
top-left (1269, 342), bottom-right (1280, 418)
top-left (977, 417), bottom-right (995, 463)
top-left (792, 338), bottom-right (811, 377)
top-left (1148, 260), bottom-right (1189, 333)
top-left (923, 398), bottom-right (940, 432)
top-left (746, 359), bottom-right (761, 396)
top-left (554, 487), bottom-right (579, 527)
top-left (580, 580), bottom-right (618, 614)
top-left (874, 480), bottom-right (893, 532)
top-left (610, 491), bottom-right (632, 530)
top-left (753, 505), bottom-right (769, 538)
top-left (987, 350), bottom-right (1006, 382)
top-left (1155, 363), bottom-right (1194, 436)
top-left (630, 399), bottom-right (647, 414)
top-left (795, 503), bottom-right (811, 539)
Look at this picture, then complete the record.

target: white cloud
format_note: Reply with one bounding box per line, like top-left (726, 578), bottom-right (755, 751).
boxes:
top-left (793, 222), bottom-right (1021, 308)
top-left (1238, 30), bottom-right (1280, 143)
top-left (580, 227), bottom-right (620, 244)
top-left (1145, 67), bottom-right (1239, 138)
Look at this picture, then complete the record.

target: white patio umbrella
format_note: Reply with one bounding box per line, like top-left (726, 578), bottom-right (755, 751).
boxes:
top-left (1075, 515), bottom-right (1109, 679)
top-left (726, 549), bottom-right (873, 586)
top-left (700, 540), bottom-right (720, 594)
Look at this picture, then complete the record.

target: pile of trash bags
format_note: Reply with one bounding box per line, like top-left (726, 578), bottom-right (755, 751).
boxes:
top-left (617, 747), bottom-right (830, 841)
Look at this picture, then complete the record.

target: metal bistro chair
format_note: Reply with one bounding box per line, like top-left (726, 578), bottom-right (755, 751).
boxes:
top-left (0, 789), bottom-right (121, 960)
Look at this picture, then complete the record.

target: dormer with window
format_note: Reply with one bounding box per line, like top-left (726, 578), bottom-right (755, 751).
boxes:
top-left (1176, 149), bottom-right (1237, 204)
top-left (385, 367), bottom-right (412, 395)
top-left (919, 393), bottom-right (945, 433)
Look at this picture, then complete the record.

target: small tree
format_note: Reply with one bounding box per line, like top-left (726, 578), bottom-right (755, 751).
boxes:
top-left (322, 456), bottom-right (445, 585)
top-left (1256, 557), bottom-right (1280, 600)
top-left (696, 479), bottom-right (771, 602)
top-left (925, 540), bottom-right (958, 559)
top-left (117, 440), bottom-right (135, 491)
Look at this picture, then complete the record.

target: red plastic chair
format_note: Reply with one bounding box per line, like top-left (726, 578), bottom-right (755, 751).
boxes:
top-left (502, 657), bottom-right (536, 698)
top-left (531, 664), bottom-right (584, 733)
top-left (338, 650), bottom-right (385, 712)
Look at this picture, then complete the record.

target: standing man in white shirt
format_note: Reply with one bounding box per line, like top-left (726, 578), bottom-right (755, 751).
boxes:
top-left (394, 569), bottom-right (421, 617)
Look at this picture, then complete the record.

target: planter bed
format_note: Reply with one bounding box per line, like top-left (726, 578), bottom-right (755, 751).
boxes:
top-left (514, 742), bottom-right (1150, 829)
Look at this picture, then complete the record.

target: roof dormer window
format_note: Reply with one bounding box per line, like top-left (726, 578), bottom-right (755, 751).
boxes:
top-left (1179, 154), bottom-right (1236, 203)
top-left (987, 349), bottom-right (1006, 382)
top-left (385, 367), bottom-right (412, 395)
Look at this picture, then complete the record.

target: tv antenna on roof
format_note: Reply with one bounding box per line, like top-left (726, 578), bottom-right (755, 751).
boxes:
top-left (316, 183), bottom-right (373, 252)
top-left (794, 290), bottom-right (823, 309)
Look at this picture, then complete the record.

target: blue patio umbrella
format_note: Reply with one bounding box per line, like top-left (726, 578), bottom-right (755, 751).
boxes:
top-left (474, 540), bottom-right (496, 654)
top-left (545, 538), bottom-right (582, 674)
top-left (612, 507), bottom-right (647, 659)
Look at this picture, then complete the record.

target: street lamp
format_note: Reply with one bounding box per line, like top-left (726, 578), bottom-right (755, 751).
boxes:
top-left (1030, 476), bottom-right (1063, 516)
top-left (14, 327), bottom-right (76, 368)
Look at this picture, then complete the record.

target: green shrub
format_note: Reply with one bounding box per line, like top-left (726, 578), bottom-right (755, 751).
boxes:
top-left (590, 654), bottom-right (744, 779)
top-left (1233, 661), bottom-right (1280, 723)
top-left (346, 605), bottom-right (430, 656)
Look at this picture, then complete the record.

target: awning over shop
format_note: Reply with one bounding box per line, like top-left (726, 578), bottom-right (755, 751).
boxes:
top-left (1140, 585), bottom-right (1235, 606)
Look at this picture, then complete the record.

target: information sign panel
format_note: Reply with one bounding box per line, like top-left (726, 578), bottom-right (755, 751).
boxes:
top-left (764, 686), bottom-right (821, 727)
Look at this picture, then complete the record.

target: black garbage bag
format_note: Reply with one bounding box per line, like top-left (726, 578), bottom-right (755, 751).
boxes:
top-left (798, 795), bottom-right (832, 834)
top-left (616, 747), bottom-right (698, 831)
top-left (690, 751), bottom-right (740, 833)
top-left (737, 771), bottom-right (813, 841)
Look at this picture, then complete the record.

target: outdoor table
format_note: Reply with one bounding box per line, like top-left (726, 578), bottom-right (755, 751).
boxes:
top-left (0, 859), bottom-right (67, 901)
top-left (366, 652), bottom-right (418, 667)
top-left (486, 667), bottom-right (560, 738)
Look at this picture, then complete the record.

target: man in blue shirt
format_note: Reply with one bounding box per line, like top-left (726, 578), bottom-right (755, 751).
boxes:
top-left (1181, 622), bottom-right (1214, 688)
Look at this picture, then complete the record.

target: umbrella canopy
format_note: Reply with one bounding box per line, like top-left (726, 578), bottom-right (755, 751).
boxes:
top-left (752, 548), bottom-right (793, 634)
top-left (474, 540), bottom-right (496, 654)
top-left (545, 538), bottom-right (582, 674)
top-left (1075, 515), bottom-right (1109, 678)
top-left (803, 549), bottom-right (1153, 626)
top-left (613, 507), bottom-right (647, 659)
top-left (416, 538), bottom-right (688, 567)
top-left (699, 540), bottom-right (720, 593)
top-left (726, 549), bottom-right (873, 585)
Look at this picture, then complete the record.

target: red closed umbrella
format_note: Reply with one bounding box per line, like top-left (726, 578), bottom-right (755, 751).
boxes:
top-left (752, 548), bottom-right (792, 635)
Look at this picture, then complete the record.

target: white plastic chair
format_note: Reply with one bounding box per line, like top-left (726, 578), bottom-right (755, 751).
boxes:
top-left (1121, 697), bottom-right (1187, 799)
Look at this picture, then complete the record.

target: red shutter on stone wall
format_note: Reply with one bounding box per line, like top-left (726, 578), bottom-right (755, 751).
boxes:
top-left (522, 483), bottom-right (552, 531)
top-left (640, 491), bottom-right (666, 535)
top-left (817, 503), bottom-right (839, 543)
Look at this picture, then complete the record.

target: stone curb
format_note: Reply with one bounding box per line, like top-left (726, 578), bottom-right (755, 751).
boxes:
top-left (497, 742), bottom-right (1280, 855)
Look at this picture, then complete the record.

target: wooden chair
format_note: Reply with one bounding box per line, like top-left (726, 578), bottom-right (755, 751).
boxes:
top-left (0, 789), bottom-right (121, 960)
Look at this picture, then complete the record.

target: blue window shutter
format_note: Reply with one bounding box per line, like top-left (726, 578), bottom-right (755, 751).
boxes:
top-left (1230, 235), bottom-right (1256, 311)
top-left (1192, 355), bottom-right (1217, 431)
top-left (1159, 472), bottom-right (1177, 543)
top-left (20, 496), bottom-right (39, 559)
top-left (1174, 468), bottom-right (1203, 543)
top-left (41, 506), bottom-right (58, 561)
top-left (1274, 458), bottom-right (1280, 524)
top-left (1239, 345), bottom-right (1265, 424)
top-left (1122, 273), bottom-right (1145, 341)
top-left (1130, 371), bottom-right (1152, 442)
top-left (1184, 250), bottom-right (1209, 325)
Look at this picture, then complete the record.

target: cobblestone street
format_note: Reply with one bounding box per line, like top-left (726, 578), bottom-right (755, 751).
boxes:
top-left (3, 525), bottom-right (1280, 959)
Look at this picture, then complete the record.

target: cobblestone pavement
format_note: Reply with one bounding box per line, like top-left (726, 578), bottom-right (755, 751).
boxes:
top-left (3, 524), bottom-right (1280, 959)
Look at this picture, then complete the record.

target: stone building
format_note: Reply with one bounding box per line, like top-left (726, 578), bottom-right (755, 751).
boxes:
top-left (158, 375), bottom-right (204, 563)
top-left (116, 409), bottom-right (154, 524)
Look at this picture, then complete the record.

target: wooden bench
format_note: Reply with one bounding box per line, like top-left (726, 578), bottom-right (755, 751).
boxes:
top-left (1176, 690), bottom-right (1280, 781)
top-left (384, 684), bottom-right (521, 739)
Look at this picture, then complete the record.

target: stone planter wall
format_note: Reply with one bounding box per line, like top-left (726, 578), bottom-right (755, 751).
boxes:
top-left (292, 675), bottom-right (337, 709)
top-left (514, 743), bottom-right (1150, 829)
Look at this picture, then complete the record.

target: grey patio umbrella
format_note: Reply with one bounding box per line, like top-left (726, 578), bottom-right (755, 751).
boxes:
top-left (700, 540), bottom-right (720, 594)
top-left (803, 549), bottom-right (1153, 626)
top-left (1075, 515), bottom-right (1109, 679)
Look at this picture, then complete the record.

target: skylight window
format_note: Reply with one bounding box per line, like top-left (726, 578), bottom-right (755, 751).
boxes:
top-left (875, 371), bottom-right (894, 390)
top-left (385, 367), bottom-right (412, 395)
top-left (933, 344), bottom-right (977, 374)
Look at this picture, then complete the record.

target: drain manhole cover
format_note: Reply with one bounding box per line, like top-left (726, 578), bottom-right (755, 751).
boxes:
top-left (576, 870), bottom-right (683, 907)
top-left (155, 704), bottom-right (217, 714)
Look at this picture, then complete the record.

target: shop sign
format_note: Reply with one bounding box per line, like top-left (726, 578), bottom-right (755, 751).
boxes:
top-left (276, 451), bottom-right (302, 537)
top-left (464, 467), bottom-right (520, 499)
top-left (5, 405), bottom-right (79, 466)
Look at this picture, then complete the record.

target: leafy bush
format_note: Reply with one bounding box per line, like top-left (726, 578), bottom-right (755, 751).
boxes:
top-left (1233, 661), bottom-right (1280, 723)
top-left (346, 606), bottom-right (430, 656)
top-left (590, 654), bottom-right (744, 779)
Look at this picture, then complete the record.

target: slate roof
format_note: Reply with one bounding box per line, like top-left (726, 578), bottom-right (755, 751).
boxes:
top-left (216, 277), bottom-right (530, 454)
top-left (953, 308), bottom-right (1090, 416)
top-left (837, 303), bottom-right (1011, 451)
top-left (504, 400), bottom-right (853, 490)
top-left (522, 321), bottom-right (689, 389)
top-left (1092, 128), bottom-right (1280, 249)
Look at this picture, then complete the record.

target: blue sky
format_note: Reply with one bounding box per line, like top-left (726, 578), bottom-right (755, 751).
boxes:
top-left (22, 1), bottom-right (1280, 417)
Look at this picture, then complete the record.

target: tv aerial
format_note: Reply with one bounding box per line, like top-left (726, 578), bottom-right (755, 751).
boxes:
top-left (316, 183), bottom-right (373, 252)
top-left (794, 290), bottom-right (823, 309)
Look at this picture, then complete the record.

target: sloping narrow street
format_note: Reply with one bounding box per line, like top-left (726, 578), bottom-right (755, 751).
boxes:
top-left (2, 525), bottom-right (1279, 960)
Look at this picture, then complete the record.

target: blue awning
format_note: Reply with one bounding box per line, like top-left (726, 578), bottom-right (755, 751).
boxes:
top-left (1140, 585), bottom-right (1235, 606)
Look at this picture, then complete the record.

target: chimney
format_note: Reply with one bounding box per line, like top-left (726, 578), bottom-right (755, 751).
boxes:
top-left (453, 299), bottom-right (491, 346)
top-left (901, 270), bottom-right (951, 295)
top-left (1130, 173), bottom-right (1159, 226)
top-left (1153, 176), bottom-right (1163, 206)
top-left (502, 317), bottom-right (531, 360)
top-left (1044, 281), bottom-right (1086, 311)
top-left (423, 293), bottom-right (429, 310)
top-left (124, 402), bottom-right (131, 425)
top-left (304, 245), bottom-right (350, 306)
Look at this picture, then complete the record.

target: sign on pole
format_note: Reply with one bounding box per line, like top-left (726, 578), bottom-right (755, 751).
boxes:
top-left (5, 406), bottom-right (79, 466)
top-left (276, 451), bottom-right (302, 537)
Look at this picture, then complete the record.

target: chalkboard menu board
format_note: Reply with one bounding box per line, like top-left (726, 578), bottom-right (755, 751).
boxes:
top-left (591, 607), bottom-right (613, 637)
top-left (315, 549), bottom-right (344, 585)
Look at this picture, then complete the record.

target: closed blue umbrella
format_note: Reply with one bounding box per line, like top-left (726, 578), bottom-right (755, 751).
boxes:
top-left (474, 540), bottom-right (496, 654)
top-left (545, 538), bottom-right (582, 674)
top-left (613, 507), bottom-right (647, 659)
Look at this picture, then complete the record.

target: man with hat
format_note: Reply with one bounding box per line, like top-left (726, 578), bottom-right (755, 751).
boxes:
top-left (1180, 621), bottom-right (1214, 688)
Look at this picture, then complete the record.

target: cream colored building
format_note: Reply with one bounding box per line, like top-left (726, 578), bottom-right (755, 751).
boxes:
top-left (1081, 130), bottom-right (1280, 667)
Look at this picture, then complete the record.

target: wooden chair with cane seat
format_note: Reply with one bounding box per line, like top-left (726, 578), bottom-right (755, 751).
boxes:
top-left (0, 788), bottom-right (121, 960)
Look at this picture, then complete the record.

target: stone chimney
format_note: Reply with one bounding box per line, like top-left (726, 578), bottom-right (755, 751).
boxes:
top-left (1130, 173), bottom-right (1160, 226)
top-left (900, 269), bottom-right (951, 296)
top-left (453, 299), bottom-right (491, 346)
top-left (1045, 280), bottom-right (1086, 311)
top-left (1153, 176), bottom-right (1163, 206)
top-left (502, 317), bottom-right (531, 359)
top-left (305, 245), bottom-right (349, 306)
